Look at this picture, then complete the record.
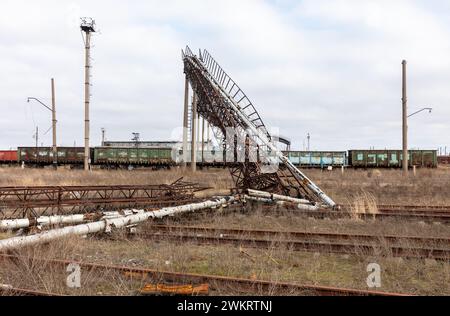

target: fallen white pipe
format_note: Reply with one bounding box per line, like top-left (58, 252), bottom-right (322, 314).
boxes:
top-left (247, 189), bottom-right (312, 205)
top-left (244, 195), bottom-right (320, 211)
top-left (0, 215), bottom-right (86, 231)
top-left (0, 196), bottom-right (235, 252)
top-left (0, 210), bottom-right (149, 231)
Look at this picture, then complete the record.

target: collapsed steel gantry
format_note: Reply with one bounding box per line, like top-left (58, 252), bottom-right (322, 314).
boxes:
top-left (181, 47), bottom-right (336, 208)
top-left (0, 179), bottom-right (207, 219)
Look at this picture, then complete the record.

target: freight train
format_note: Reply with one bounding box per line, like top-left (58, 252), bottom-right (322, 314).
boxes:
top-left (0, 147), bottom-right (439, 169)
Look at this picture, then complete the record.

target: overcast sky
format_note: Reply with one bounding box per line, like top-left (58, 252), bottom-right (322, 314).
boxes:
top-left (1, 0), bottom-right (449, 151)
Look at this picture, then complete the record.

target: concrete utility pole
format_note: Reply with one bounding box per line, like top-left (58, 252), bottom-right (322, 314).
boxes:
top-left (101, 128), bottom-right (105, 146)
top-left (201, 117), bottom-right (205, 164)
top-left (307, 133), bottom-right (311, 151)
top-left (182, 77), bottom-right (190, 169)
top-left (191, 93), bottom-right (198, 172)
top-left (81, 18), bottom-right (96, 171)
top-left (35, 126), bottom-right (39, 151)
top-left (51, 78), bottom-right (57, 169)
top-left (206, 122), bottom-right (210, 151)
top-left (402, 60), bottom-right (408, 175)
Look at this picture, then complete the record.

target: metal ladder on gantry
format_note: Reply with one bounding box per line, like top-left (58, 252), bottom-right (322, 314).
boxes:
top-left (182, 47), bottom-right (336, 208)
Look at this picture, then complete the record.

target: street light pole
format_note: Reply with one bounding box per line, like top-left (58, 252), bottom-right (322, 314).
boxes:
top-left (27, 80), bottom-right (58, 170)
top-left (402, 60), bottom-right (408, 176)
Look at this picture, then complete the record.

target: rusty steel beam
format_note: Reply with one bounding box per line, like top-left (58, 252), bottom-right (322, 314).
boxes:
top-left (0, 178), bottom-right (208, 219)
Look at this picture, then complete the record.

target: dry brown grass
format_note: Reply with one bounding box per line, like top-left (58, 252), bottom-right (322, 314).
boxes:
top-left (308, 167), bottom-right (450, 205)
top-left (346, 190), bottom-right (379, 219)
top-left (0, 167), bottom-right (233, 197)
top-left (2, 166), bottom-right (449, 205)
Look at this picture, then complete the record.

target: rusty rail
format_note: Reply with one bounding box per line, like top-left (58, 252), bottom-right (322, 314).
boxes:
top-left (0, 178), bottom-right (207, 219)
top-left (0, 254), bottom-right (411, 296)
top-left (0, 286), bottom-right (64, 296)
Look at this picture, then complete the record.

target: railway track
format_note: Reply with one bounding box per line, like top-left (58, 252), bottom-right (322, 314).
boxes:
top-left (0, 254), bottom-right (411, 296)
top-left (140, 225), bottom-right (450, 261)
top-left (261, 206), bottom-right (450, 223)
top-left (357, 205), bottom-right (450, 216)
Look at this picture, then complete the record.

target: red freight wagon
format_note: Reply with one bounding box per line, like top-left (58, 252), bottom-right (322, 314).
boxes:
top-left (0, 150), bottom-right (18, 162)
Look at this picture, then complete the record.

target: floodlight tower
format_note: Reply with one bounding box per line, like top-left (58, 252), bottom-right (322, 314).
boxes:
top-left (81, 17), bottom-right (96, 171)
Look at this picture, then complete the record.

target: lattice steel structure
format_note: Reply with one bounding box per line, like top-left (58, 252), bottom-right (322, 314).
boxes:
top-left (182, 47), bottom-right (336, 207)
top-left (0, 179), bottom-right (207, 219)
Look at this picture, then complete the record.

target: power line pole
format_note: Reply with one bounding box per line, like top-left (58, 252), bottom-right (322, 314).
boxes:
top-left (307, 133), bottom-right (311, 151)
top-left (81, 18), bottom-right (96, 171)
top-left (191, 93), bottom-right (198, 172)
top-left (182, 77), bottom-right (189, 169)
top-left (402, 60), bottom-right (408, 176)
top-left (51, 78), bottom-right (57, 169)
top-left (35, 126), bottom-right (39, 149)
top-left (101, 128), bottom-right (106, 146)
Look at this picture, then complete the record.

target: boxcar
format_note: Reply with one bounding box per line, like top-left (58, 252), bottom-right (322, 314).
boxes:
top-left (283, 151), bottom-right (346, 168)
top-left (348, 150), bottom-right (437, 168)
top-left (438, 156), bottom-right (450, 165)
top-left (0, 150), bottom-right (18, 163)
top-left (93, 147), bottom-right (174, 166)
top-left (18, 147), bottom-right (88, 165)
top-left (173, 148), bottom-right (227, 166)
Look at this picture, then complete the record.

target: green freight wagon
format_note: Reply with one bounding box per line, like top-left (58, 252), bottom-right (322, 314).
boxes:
top-left (93, 147), bottom-right (174, 166)
top-left (18, 147), bottom-right (87, 165)
top-left (282, 151), bottom-right (347, 168)
top-left (348, 150), bottom-right (437, 168)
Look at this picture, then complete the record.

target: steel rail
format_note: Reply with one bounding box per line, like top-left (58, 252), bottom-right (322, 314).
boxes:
top-left (0, 254), bottom-right (411, 296)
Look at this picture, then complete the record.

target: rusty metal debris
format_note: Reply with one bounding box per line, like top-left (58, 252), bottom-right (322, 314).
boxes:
top-left (140, 283), bottom-right (209, 296)
top-left (0, 178), bottom-right (208, 219)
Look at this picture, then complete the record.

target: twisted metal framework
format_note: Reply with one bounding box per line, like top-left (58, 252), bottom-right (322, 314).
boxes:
top-left (182, 47), bottom-right (336, 207)
top-left (0, 179), bottom-right (207, 219)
